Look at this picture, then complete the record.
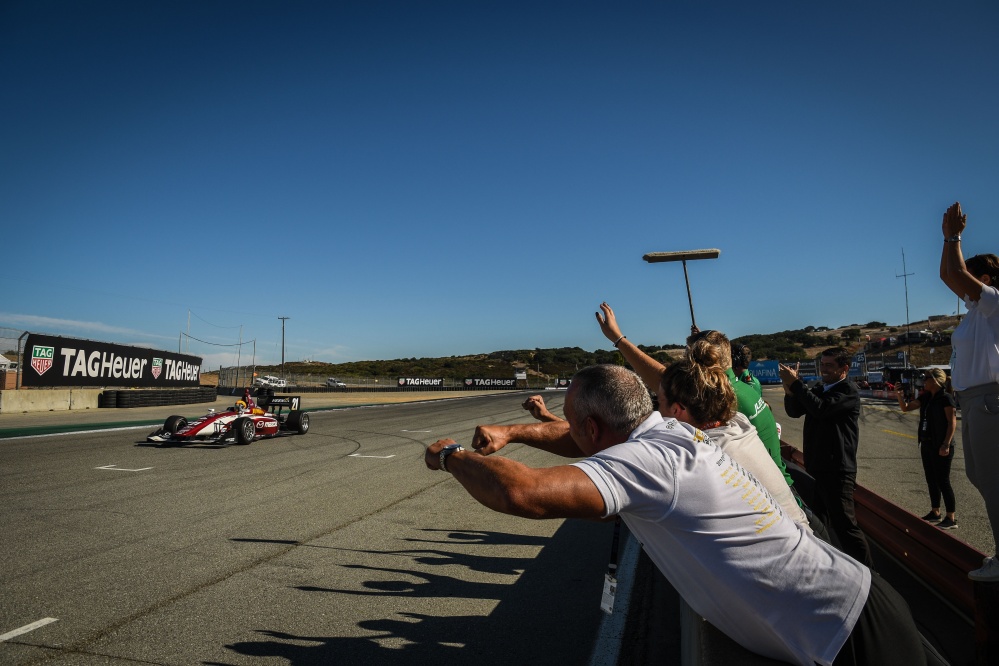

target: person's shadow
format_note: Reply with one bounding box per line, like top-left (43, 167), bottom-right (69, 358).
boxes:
top-left (217, 521), bottom-right (612, 664)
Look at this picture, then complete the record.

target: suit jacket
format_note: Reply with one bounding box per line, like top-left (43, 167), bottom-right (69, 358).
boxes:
top-left (783, 379), bottom-right (861, 474)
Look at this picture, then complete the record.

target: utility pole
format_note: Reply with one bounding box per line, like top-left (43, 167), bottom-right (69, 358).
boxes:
top-left (236, 325), bottom-right (243, 387)
top-left (896, 248), bottom-right (914, 386)
top-left (279, 316), bottom-right (290, 380)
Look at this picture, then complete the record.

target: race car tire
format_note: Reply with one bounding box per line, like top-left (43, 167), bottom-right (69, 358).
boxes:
top-left (287, 411), bottom-right (310, 435)
top-left (234, 417), bottom-right (255, 445)
top-left (164, 415), bottom-right (188, 434)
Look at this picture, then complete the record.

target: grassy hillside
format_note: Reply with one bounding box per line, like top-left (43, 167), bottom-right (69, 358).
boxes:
top-left (213, 315), bottom-right (959, 382)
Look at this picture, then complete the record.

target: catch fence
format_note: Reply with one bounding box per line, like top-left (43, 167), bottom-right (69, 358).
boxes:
top-left (215, 366), bottom-right (554, 392)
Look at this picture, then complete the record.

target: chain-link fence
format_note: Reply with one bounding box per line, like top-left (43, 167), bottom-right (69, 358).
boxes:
top-left (0, 327), bottom-right (26, 389)
top-left (1, 327), bottom-right (26, 360)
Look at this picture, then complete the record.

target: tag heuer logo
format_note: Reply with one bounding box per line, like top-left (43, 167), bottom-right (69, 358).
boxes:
top-left (151, 358), bottom-right (163, 379)
top-left (31, 345), bottom-right (55, 376)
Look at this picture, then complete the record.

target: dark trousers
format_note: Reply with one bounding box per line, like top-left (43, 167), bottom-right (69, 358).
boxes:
top-left (833, 574), bottom-right (926, 665)
top-left (811, 471), bottom-right (874, 569)
top-left (920, 442), bottom-right (956, 514)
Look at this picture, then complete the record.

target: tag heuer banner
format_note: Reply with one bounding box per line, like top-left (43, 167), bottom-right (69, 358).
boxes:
top-left (21, 333), bottom-right (202, 388)
top-left (463, 378), bottom-right (518, 388)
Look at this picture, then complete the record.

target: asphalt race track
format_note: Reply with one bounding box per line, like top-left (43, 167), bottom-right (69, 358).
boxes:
top-left (2, 388), bottom-right (992, 665)
top-left (0, 392), bottom-right (614, 665)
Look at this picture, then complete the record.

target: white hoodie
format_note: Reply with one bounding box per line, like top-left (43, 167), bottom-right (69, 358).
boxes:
top-left (706, 412), bottom-right (811, 530)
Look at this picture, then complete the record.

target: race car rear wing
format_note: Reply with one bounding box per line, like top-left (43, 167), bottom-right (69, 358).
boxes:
top-left (266, 395), bottom-right (302, 412)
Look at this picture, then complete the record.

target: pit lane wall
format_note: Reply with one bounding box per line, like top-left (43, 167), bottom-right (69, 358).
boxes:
top-left (0, 388), bottom-right (104, 413)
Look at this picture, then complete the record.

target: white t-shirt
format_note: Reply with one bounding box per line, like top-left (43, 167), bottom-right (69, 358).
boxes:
top-left (705, 413), bottom-right (810, 530)
top-left (573, 413), bottom-right (870, 666)
top-left (951, 284), bottom-right (999, 390)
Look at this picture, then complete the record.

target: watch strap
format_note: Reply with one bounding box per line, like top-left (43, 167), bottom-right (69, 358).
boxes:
top-left (440, 444), bottom-right (464, 472)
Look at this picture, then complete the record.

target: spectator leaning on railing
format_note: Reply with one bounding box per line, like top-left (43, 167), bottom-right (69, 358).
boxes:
top-left (425, 364), bottom-right (926, 666)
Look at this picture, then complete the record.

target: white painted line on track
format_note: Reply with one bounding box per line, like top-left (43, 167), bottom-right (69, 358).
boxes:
top-left (401, 430), bottom-right (432, 433)
top-left (348, 454), bottom-right (396, 459)
top-left (96, 464), bottom-right (154, 471)
top-left (0, 617), bottom-right (58, 642)
top-left (1, 425), bottom-right (155, 442)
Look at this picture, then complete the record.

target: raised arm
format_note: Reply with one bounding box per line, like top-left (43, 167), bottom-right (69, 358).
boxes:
top-left (595, 302), bottom-right (666, 391)
top-left (895, 387), bottom-right (922, 413)
top-left (939, 201), bottom-right (984, 302)
top-left (787, 381), bottom-right (859, 420)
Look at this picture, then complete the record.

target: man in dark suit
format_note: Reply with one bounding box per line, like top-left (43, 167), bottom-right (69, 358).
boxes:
top-left (780, 348), bottom-right (874, 568)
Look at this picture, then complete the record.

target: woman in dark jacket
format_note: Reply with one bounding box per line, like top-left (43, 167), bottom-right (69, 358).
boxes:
top-left (897, 368), bottom-right (958, 529)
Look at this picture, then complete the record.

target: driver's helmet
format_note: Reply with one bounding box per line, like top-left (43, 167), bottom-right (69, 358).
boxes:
top-left (235, 400), bottom-right (247, 413)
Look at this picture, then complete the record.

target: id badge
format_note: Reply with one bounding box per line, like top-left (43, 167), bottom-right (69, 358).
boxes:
top-left (600, 572), bottom-right (617, 614)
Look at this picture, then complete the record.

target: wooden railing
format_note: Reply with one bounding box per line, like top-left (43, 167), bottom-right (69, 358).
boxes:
top-left (781, 443), bottom-right (996, 665)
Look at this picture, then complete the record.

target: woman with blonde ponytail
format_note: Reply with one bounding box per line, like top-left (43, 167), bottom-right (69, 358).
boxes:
top-left (597, 303), bottom-right (793, 491)
top-left (659, 356), bottom-right (813, 531)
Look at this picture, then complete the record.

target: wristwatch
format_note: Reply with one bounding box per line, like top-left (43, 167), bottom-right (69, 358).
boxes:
top-left (945, 234), bottom-right (962, 242)
top-left (439, 443), bottom-right (464, 472)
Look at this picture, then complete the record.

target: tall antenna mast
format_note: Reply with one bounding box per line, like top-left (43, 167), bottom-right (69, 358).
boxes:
top-left (896, 248), bottom-right (914, 370)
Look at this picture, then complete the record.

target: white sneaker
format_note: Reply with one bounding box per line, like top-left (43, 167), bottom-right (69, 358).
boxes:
top-left (968, 557), bottom-right (999, 582)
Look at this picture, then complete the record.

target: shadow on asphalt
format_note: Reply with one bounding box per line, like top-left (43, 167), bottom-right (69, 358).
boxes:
top-left (214, 520), bottom-right (612, 665)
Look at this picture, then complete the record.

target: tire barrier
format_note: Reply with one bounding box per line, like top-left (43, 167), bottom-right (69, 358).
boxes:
top-left (100, 387), bottom-right (217, 409)
top-left (97, 390), bottom-right (118, 408)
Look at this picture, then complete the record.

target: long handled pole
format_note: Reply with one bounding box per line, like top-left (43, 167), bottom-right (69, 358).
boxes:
top-left (681, 259), bottom-right (697, 329)
top-left (643, 249), bottom-right (721, 330)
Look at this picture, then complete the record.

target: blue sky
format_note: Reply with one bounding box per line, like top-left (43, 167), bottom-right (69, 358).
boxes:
top-left (2, 2), bottom-right (997, 369)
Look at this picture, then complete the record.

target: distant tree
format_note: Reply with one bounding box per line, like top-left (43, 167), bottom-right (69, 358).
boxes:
top-left (865, 321), bottom-right (887, 328)
top-left (841, 328), bottom-right (861, 342)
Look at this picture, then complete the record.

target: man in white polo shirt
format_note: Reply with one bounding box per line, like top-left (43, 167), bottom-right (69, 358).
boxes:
top-left (424, 364), bottom-right (925, 666)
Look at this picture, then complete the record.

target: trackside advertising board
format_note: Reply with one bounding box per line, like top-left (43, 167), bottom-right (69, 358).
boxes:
top-left (22, 334), bottom-right (202, 388)
top-left (464, 378), bottom-right (518, 388)
top-left (398, 377), bottom-right (444, 387)
top-left (749, 361), bottom-right (780, 384)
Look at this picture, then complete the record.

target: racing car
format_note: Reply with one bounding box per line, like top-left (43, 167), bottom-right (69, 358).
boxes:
top-left (146, 391), bottom-right (310, 446)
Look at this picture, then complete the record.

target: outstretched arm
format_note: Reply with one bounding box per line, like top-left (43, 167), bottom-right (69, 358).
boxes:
top-left (523, 395), bottom-right (563, 422)
top-left (595, 302), bottom-right (666, 391)
top-left (425, 439), bottom-right (606, 519)
top-left (940, 201), bottom-right (984, 302)
top-left (471, 420), bottom-right (583, 457)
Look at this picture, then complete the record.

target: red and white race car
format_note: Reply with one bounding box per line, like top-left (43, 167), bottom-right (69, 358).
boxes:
top-left (146, 392), bottom-right (310, 446)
